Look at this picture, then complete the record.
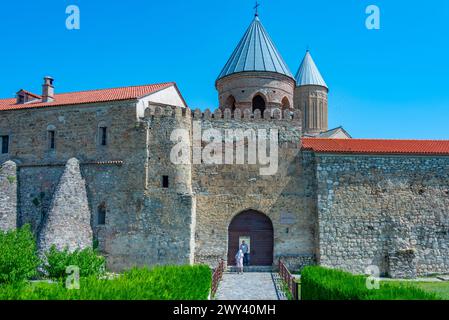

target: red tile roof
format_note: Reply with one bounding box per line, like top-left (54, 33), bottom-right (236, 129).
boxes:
top-left (301, 138), bottom-right (449, 156)
top-left (0, 82), bottom-right (175, 111)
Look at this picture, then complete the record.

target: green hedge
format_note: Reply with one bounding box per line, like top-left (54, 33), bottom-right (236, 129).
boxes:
top-left (43, 246), bottom-right (106, 280)
top-left (301, 266), bottom-right (440, 300)
top-left (0, 225), bottom-right (40, 284)
top-left (0, 265), bottom-right (211, 300)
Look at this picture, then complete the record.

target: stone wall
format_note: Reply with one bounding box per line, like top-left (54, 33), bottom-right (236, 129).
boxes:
top-left (4, 93), bottom-right (449, 278)
top-left (190, 113), bottom-right (317, 271)
top-left (0, 161), bottom-right (17, 231)
top-left (279, 254), bottom-right (316, 272)
top-left (0, 101), bottom-right (182, 271)
top-left (120, 104), bottom-right (195, 269)
top-left (18, 165), bottom-right (65, 235)
top-left (314, 153), bottom-right (449, 278)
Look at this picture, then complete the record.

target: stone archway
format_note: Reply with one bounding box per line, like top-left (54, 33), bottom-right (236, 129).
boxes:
top-left (227, 210), bottom-right (274, 266)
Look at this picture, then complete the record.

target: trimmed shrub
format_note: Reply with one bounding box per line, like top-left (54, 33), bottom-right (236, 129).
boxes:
top-left (0, 265), bottom-right (212, 300)
top-left (42, 246), bottom-right (106, 280)
top-left (74, 265), bottom-right (212, 300)
top-left (0, 225), bottom-right (40, 284)
top-left (301, 266), bottom-right (439, 300)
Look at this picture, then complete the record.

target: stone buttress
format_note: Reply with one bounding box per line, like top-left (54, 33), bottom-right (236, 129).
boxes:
top-left (38, 158), bottom-right (93, 253)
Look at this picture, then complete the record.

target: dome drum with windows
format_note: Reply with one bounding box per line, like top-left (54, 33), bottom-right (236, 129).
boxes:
top-left (216, 14), bottom-right (329, 134)
top-left (216, 16), bottom-right (296, 115)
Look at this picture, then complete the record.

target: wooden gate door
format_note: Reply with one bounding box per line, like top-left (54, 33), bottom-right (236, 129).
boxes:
top-left (227, 210), bottom-right (274, 266)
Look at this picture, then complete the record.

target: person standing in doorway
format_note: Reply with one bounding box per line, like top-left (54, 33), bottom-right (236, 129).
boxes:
top-left (235, 249), bottom-right (244, 274)
top-left (240, 240), bottom-right (249, 266)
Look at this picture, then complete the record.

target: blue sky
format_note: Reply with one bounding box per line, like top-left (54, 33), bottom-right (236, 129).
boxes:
top-left (0, 0), bottom-right (448, 139)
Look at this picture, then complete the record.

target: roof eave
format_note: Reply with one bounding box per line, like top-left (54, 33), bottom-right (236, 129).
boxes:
top-left (296, 83), bottom-right (329, 92)
top-left (0, 98), bottom-right (139, 112)
top-left (301, 150), bottom-right (449, 157)
top-left (216, 70), bottom-right (296, 85)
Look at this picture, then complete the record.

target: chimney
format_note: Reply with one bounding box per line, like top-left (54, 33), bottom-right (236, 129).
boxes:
top-left (42, 76), bottom-right (54, 102)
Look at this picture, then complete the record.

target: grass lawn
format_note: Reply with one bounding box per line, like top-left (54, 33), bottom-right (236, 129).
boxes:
top-left (298, 277), bottom-right (449, 300)
top-left (300, 267), bottom-right (441, 300)
top-left (412, 282), bottom-right (449, 300)
top-left (382, 280), bottom-right (449, 300)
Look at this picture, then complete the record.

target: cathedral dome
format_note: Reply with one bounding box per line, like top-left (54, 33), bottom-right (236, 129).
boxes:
top-left (216, 15), bottom-right (295, 113)
top-left (217, 16), bottom-right (293, 81)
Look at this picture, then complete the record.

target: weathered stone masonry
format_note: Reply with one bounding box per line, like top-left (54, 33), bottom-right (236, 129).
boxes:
top-left (38, 158), bottom-right (92, 253)
top-left (2, 100), bottom-right (449, 277)
top-left (1, 10), bottom-right (448, 278)
top-left (0, 161), bottom-right (17, 230)
top-left (190, 110), bottom-right (317, 270)
top-left (313, 153), bottom-right (449, 278)
top-left (0, 100), bottom-right (195, 272)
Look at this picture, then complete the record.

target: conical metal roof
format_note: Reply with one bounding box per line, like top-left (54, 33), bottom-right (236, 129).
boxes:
top-left (295, 51), bottom-right (328, 89)
top-left (217, 16), bottom-right (294, 80)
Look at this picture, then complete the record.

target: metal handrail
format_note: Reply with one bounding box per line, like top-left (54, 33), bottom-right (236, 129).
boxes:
top-left (278, 259), bottom-right (299, 300)
top-left (211, 259), bottom-right (225, 297)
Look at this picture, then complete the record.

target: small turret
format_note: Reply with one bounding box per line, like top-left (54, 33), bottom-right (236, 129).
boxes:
top-left (294, 51), bottom-right (328, 135)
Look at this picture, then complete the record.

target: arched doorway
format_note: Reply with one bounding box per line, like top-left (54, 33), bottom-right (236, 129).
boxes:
top-left (252, 95), bottom-right (266, 115)
top-left (227, 210), bottom-right (274, 266)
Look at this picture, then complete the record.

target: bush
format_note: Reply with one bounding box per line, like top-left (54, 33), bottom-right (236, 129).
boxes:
top-left (0, 265), bottom-right (212, 300)
top-left (42, 246), bottom-right (106, 280)
top-left (0, 281), bottom-right (65, 300)
top-left (0, 225), bottom-right (40, 284)
top-left (300, 266), bottom-right (439, 300)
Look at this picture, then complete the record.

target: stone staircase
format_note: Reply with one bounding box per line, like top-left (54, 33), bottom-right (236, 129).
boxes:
top-left (227, 266), bottom-right (274, 273)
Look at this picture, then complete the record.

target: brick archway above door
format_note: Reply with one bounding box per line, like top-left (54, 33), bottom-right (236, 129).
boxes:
top-left (227, 210), bottom-right (274, 266)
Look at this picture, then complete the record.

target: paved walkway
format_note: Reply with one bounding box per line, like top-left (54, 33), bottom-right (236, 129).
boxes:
top-left (214, 272), bottom-right (280, 300)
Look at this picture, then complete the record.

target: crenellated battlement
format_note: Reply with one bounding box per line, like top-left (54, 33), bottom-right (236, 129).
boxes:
top-left (191, 108), bottom-right (301, 122)
top-left (144, 103), bottom-right (301, 122)
top-left (144, 103), bottom-right (191, 119)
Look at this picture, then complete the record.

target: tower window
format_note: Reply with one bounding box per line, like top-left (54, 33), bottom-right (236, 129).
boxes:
top-left (252, 95), bottom-right (266, 116)
top-left (225, 95), bottom-right (236, 113)
top-left (162, 175), bottom-right (169, 188)
top-left (1, 135), bottom-right (9, 154)
top-left (281, 97), bottom-right (290, 109)
top-left (48, 130), bottom-right (55, 150)
top-left (97, 203), bottom-right (106, 225)
top-left (100, 127), bottom-right (107, 146)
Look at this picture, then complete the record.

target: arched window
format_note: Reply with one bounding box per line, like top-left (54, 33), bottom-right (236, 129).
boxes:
top-left (225, 95), bottom-right (236, 113)
top-left (281, 97), bottom-right (290, 109)
top-left (252, 95), bottom-right (266, 115)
